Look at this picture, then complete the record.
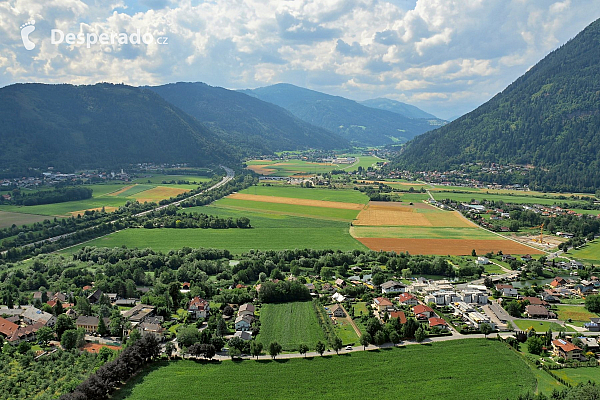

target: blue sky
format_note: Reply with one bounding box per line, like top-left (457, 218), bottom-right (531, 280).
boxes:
top-left (1, 0), bottom-right (599, 119)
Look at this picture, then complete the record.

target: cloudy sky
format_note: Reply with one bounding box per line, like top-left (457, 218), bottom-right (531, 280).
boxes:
top-left (1, 0), bottom-right (599, 119)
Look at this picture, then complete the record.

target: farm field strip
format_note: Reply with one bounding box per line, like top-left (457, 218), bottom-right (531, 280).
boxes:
top-left (111, 184), bottom-right (156, 197)
top-left (430, 191), bottom-right (586, 206)
top-left (134, 186), bottom-right (190, 202)
top-left (353, 202), bottom-right (474, 228)
top-left (228, 193), bottom-right (365, 210)
top-left (0, 210), bottom-right (50, 229)
top-left (356, 238), bottom-right (545, 256)
top-left (258, 302), bottom-right (326, 351)
top-left (350, 226), bottom-right (502, 240)
top-left (239, 185), bottom-right (370, 204)
top-left (113, 339), bottom-right (536, 400)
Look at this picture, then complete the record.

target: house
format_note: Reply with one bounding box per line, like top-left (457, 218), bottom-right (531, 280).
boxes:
top-left (574, 284), bottom-right (594, 296)
top-left (552, 339), bottom-right (584, 360)
top-left (87, 289), bottom-right (103, 304)
top-left (501, 254), bottom-right (516, 262)
top-left (495, 284), bottom-right (518, 297)
top-left (7, 323), bottom-right (44, 344)
top-left (0, 316), bottom-right (18, 338)
top-left (525, 305), bottom-right (555, 319)
top-left (188, 297), bottom-right (210, 319)
top-left (114, 299), bottom-right (137, 307)
top-left (389, 310), bottom-right (407, 324)
top-left (335, 278), bottom-right (346, 288)
top-left (235, 315), bottom-right (253, 331)
top-left (476, 257), bottom-right (491, 265)
top-left (585, 318), bottom-right (600, 332)
top-left (305, 283), bottom-right (316, 292)
top-left (137, 322), bottom-right (165, 340)
top-left (398, 293), bottom-right (419, 306)
top-left (238, 303), bottom-right (255, 318)
top-left (579, 337), bottom-right (599, 352)
top-left (522, 254), bottom-right (533, 262)
top-left (234, 330), bottom-right (252, 341)
top-left (550, 277), bottom-right (567, 288)
top-left (181, 282), bottom-right (191, 290)
top-left (413, 305), bottom-right (434, 319)
top-left (106, 293), bottom-right (118, 302)
top-left (22, 307), bottom-right (56, 327)
top-left (373, 297), bottom-right (394, 312)
top-left (428, 317), bottom-right (449, 330)
top-left (522, 297), bottom-right (549, 308)
top-left (381, 280), bottom-right (406, 294)
top-left (331, 292), bottom-right (346, 303)
top-left (122, 304), bottom-right (156, 323)
top-left (321, 283), bottom-right (334, 293)
top-left (330, 304), bottom-right (346, 318)
top-left (76, 316), bottom-right (110, 334)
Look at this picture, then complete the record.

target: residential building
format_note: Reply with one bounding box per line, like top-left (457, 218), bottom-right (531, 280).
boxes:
top-left (76, 316), bottom-right (110, 334)
top-left (428, 317), bottom-right (449, 330)
top-left (331, 292), bottom-right (346, 303)
top-left (389, 310), bottom-right (407, 324)
top-left (22, 307), bottom-right (56, 327)
top-left (87, 289), bottom-right (103, 304)
top-left (238, 303), bottom-right (255, 318)
top-left (495, 284), bottom-right (518, 296)
top-left (381, 280), bottom-right (406, 294)
top-left (585, 318), bottom-right (600, 332)
top-left (476, 257), bottom-right (490, 265)
top-left (525, 305), bottom-right (556, 319)
top-left (522, 297), bottom-right (549, 308)
top-left (550, 277), bottom-right (567, 288)
top-left (552, 339), bottom-right (583, 360)
top-left (373, 297), bottom-right (394, 312)
top-left (137, 322), bottom-right (165, 340)
top-left (0, 316), bottom-right (18, 338)
top-left (7, 323), bottom-right (44, 344)
top-left (234, 330), bottom-right (252, 341)
top-left (188, 297), bottom-right (210, 319)
top-left (235, 315), bottom-right (253, 331)
top-left (335, 278), bottom-right (346, 288)
top-left (330, 304), bottom-right (346, 318)
top-left (413, 305), bottom-right (434, 319)
top-left (398, 293), bottom-right (419, 306)
top-left (122, 304), bottom-right (156, 323)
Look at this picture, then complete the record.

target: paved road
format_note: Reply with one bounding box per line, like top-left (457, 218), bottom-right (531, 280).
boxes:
top-left (2, 166), bottom-right (235, 256)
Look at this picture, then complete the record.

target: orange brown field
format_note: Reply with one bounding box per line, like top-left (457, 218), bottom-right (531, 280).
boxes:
top-left (247, 165), bottom-right (276, 175)
top-left (68, 206), bottom-right (118, 217)
top-left (356, 238), bottom-right (545, 255)
top-left (135, 186), bottom-right (189, 202)
top-left (354, 203), bottom-right (431, 226)
top-left (107, 185), bottom-right (134, 196)
top-left (227, 193), bottom-right (365, 210)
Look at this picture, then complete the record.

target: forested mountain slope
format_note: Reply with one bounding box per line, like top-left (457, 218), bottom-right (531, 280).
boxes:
top-left (149, 82), bottom-right (347, 154)
top-left (0, 83), bottom-right (236, 172)
top-left (360, 98), bottom-right (440, 120)
top-left (395, 18), bottom-right (600, 192)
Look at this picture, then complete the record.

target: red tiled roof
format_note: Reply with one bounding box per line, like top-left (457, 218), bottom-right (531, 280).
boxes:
top-left (398, 293), bottom-right (417, 302)
top-left (390, 311), bottom-right (407, 324)
top-left (0, 317), bottom-right (18, 337)
top-left (522, 297), bottom-right (548, 306)
top-left (374, 297), bottom-right (393, 306)
top-left (189, 297), bottom-right (208, 310)
top-left (552, 339), bottom-right (580, 353)
top-left (413, 305), bottom-right (433, 314)
top-left (428, 317), bottom-right (448, 327)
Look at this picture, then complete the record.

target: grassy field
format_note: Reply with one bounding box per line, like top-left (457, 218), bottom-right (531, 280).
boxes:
top-left (111, 184), bottom-right (156, 197)
top-left (350, 226), bottom-right (501, 240)
top-left (246, 160), bottom-right (340, 176)
top-left (569, 240), bottom-right (600, 264)
top-left (0, 210), bottom-right (50, 229)
top-left (331, 317), bottom-right (360, 345)
top-left (553, 366), bottom-right (600, 386)
top-left (114, 339), bottom-right (536, 400)
top-left (512, 320), bottom-right (574, 333)
top-left (257, 302), bottom-right (326, 351)
top-left (240, 185), bottom-right (369, 204)
top-left (553, 305), bottom-right (598, 322)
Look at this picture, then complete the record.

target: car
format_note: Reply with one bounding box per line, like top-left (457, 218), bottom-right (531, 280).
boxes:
top-left (345, 346), bottom-right (353, 350)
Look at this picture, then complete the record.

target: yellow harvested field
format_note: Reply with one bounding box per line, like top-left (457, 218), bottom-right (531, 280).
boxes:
top-left (69, 206), bottom-right (118, 216)
top-left (247, 165), bottom-right (276, 175)
top-left (354, 203), bottom-right (431, 226)
top-left (227, 193), bottom-right (365, 210)
top-left (135, 186), bottom-right (189, 202)
top-left (354, 201), bottom-right (476, 227)
top-left (107, 185), bottom-right (134, 196)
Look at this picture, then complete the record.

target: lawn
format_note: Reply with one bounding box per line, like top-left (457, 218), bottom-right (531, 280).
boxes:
top-left (239, 185), bottom-right (369, 204)
top-left (113, 339), bottom-right (536, 400)
top-left (553, 367), bottom-right (600, 386)
top-left (569, 240), bottom-right (600, 264)
top-left (257, 302), bottom-right (326, 351)
top-left (512, 320), bottom-right (574, 333)
top-left (553, 305), bottom-right (598, 322)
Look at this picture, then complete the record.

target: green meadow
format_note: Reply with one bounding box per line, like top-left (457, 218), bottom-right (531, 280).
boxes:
top-left (569, 239), bottom-right (600, 264)
top-left (240, 185), bottom-right (369, 204)
top-left (114, 339), bottom-right (537, 400)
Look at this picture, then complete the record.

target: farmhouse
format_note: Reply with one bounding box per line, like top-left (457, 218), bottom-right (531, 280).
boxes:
top-left (381, 280), bottom-right (406, 294)
top-left (373, 297), bottom-right (394, 312)
top-left (552, 339), bottom-right (584, 361)
top-left (330, 304), bottom-right (346, 318)
top-left (188, 297), bottom-right (210, 319)
top-left (398, 293), bottom-right (419, 306)
top-left (525, 305), bottom-right (556, 319)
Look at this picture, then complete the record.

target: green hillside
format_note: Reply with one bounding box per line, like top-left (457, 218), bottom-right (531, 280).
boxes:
top-left (395, 18), bottom-right (600, 192)
top-left (149, 82), bottom-right (348, 154)
top-left (0, 83), bottom-right (237, 173)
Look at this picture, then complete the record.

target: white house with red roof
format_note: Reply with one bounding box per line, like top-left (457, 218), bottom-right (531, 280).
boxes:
top-left (413, 304), bottom-right (434, 319)
top-left (188, 297), bottom-right (210, 319)
top-left (397, 293), bottom-right (419, 306)
top-left (428, 317), bottom-right (449, 330)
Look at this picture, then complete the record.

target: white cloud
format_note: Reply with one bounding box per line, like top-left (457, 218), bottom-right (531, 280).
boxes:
top-left (0, 0), bottom-right (599, 119)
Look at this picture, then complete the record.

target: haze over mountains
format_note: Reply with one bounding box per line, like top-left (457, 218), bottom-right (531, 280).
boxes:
top-left (147, 82), bottom-right (347, 155)
top-left (241, 84), bottom-right (446, 146)
top-left (395, 17), bottom-right (600, 192)
top-left (359, 98), bottom-right (439, 120)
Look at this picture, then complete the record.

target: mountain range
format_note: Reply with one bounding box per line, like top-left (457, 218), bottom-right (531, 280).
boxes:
top-left (359, 98), bottom-right (438, 120)
top-left (147, 82), bottom-right (347, 154)
top-left (241, 84), bottom-right (446, 146)
top-left (394, 17), bottom-right (600, 192)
